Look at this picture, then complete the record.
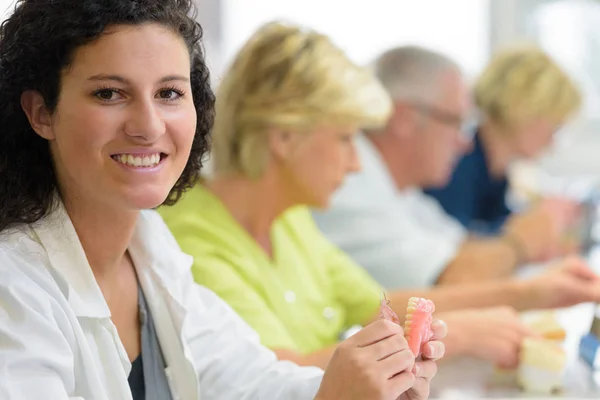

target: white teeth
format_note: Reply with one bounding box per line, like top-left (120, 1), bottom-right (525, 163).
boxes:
top-left (114, 153), bottom-right (161, 168)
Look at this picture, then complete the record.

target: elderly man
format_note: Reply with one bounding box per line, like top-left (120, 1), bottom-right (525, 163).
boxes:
top-left (313, 46), bottom-right (577, 289)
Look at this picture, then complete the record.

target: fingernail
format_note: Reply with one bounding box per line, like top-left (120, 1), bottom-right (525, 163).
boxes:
top-left (413, 364), bottom-right (420, 376)
top-left (435, 319), bottom-right (447, 329)
top-left (428, 343), bottom-right (436, 355)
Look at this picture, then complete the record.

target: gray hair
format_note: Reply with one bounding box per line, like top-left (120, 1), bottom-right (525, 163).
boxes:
top-left (372, 46), bottom-right (461, 103)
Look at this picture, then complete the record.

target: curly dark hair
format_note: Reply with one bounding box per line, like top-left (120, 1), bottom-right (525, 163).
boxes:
top-left (0, 0), bottom-right (214, 232)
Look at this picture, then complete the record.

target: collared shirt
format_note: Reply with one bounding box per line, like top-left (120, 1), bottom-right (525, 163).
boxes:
top-left (312, 134), bottom-right (467, 290)
top-left (0, 201), bottom-right (323, 400)
top-left (158, 185), bottom-right (382, 355)
top-left (424, 130), bottom-right (511, 234)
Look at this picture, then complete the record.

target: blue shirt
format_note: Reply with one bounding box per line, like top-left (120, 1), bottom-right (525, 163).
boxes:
top-left (424, 130), bottom-right (511, 235)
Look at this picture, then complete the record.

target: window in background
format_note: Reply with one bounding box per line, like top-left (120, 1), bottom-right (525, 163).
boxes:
top-left (218, 0), bottom-right (490, 81)
top-left (527, 0), bottom-right (600, 120)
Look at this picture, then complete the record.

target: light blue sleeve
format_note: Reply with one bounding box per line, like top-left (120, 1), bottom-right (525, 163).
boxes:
top-left (313, 200), bottom-right (463, 290)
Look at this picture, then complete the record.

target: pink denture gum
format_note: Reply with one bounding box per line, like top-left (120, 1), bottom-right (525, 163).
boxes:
top-left (404, 297), bottom-right (435, 356)
top-left (379, 293), bottom-right (401, 325)
top-left (379, 293), bottom-right (435, 357)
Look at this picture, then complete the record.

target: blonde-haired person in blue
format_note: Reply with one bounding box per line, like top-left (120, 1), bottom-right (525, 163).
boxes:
top-left (426, 44), bottom-right (582, 242)
top-left (157, 22), bottom-right (587, 372)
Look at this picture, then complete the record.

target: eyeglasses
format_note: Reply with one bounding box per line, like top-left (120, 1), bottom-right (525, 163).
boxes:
top-left (409, 101), bottom-right (476, 141)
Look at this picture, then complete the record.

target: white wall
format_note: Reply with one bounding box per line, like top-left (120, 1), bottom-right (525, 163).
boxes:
top-left (217, 0), bottom-right (490, 82)
top-left (0, 0), bottom-right (14, 21)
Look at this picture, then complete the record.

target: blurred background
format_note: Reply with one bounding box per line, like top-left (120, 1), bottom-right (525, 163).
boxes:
top-left (1, 0), bottom-right (598, 186)
top-left (194, 0), bottom-right (600, 188)
top-left (217, 0), bottom-right (599, 199)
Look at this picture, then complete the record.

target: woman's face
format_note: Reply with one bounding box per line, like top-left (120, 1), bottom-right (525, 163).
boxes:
top-left (276, 125), bottom-right (361, 209)
top-left (24, 23), bottom-right (197, 211)
top-left (508, 118), bottom-right (561, 160)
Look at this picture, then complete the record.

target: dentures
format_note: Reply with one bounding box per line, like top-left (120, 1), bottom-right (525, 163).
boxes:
top-left (379, 293), bottom-right (435, 357)
top-left (404, 297), bottom-right (435, 357)
top-left (379, 292), bottom-right (401, 325)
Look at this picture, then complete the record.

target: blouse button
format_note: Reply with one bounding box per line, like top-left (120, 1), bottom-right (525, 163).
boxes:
top-left (323, 306), bottom-right (335, 320)
top-left (284, 290), bottom-right (296, 303)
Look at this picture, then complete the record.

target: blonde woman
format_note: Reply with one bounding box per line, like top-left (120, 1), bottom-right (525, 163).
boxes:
top-left (159, 24), bottom-right (600, 373)
top-left (425, 44), bottom-right (582, 242)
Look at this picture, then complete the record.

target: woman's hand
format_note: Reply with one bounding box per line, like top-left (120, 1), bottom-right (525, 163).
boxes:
top-left (315, 318), bottom-right (446, 400)
top-left (398, 319), bottom-right (447, 400)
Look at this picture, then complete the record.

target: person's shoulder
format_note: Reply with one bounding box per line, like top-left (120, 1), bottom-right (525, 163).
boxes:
top-left (0, 224), bottom-right (61, 304)
top-left (0, 224), bottom-right (48, 270)
top-left (157, 184), bottom-right (234, 243)
top-left (277, 206), bottom-right (336, 250)
top-left (157, 183), bottom-right (212, 221)
top-left (278, 206), bottom-right (317, 232)
top-left (459, 130), bottom-right (486, 168)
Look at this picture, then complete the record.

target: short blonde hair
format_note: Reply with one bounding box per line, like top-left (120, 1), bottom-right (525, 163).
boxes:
top-left (474, 44), bottom-right (581, 129)
top-left (211, 21), bottom-right (392, 179)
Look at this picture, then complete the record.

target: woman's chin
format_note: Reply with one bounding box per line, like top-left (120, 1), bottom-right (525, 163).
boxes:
top-left (120, 189), bottom-right (171, 211)
top-left (309, 193), bottom-right (332, 210)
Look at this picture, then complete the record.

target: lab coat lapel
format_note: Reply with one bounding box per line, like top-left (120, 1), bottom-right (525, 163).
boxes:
top-left (129, 211), bottom-right (200, 400)
top-left (32, 201), bottom-right (133, 399)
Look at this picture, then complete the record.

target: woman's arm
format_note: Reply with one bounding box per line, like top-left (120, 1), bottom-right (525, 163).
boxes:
top-left (184, 283), bottom-right (324, 400)
top-left (385, 279), bottom-right (527, 322)
top-left (272, 347), bottom-right (337, 370)
top-left (0, 251), bottom-right (80, 400)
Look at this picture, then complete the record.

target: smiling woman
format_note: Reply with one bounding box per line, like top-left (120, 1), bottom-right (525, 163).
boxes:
top-left (19, 23), bottom-right (199, 213)
top-left (0, 1), bottom-right (444, 400)
top-left (0, 7), bottom-right (212, 233)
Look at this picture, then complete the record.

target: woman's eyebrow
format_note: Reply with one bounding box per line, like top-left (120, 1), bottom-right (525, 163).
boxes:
top-left (87, 74), bottom-right (190, 84)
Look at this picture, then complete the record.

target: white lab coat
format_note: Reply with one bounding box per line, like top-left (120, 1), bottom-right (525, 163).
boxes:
top-left (0, 202), bottom-right (323, 400)
top-left (313, 134), bottom-right (467, 289)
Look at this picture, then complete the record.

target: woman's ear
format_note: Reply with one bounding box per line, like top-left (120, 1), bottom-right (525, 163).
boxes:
top-left (268, 129), bottom-right (296, 161)
top-left (20, 90), bottom-right (54, 140)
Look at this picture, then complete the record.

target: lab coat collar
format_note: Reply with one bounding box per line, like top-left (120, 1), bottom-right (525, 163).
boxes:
top-left (128, 210), bottom-right (194, 311)
top-left (32, 200), bottom-right (193, 319)
top-left (32, 200), bottom-right (111, 319)
top-left (130, 211), bottom-right (192, 281)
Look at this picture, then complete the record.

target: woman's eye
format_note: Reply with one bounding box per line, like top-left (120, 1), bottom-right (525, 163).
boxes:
top-left (158, 89), bottom-right (183, 101)
top-left (93, 89), bottom-right (120, 101)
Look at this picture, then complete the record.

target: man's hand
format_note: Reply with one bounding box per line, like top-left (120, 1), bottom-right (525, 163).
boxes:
top-left (504, 198), bottom-right (581, 262)
top-left (525, 256), bottom-right (600, 309)
top-left (438, 306), bottom-right (536, 369)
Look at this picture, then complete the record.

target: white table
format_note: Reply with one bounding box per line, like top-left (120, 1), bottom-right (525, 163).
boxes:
top-left (430, 249), bottom-right (600, 399)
